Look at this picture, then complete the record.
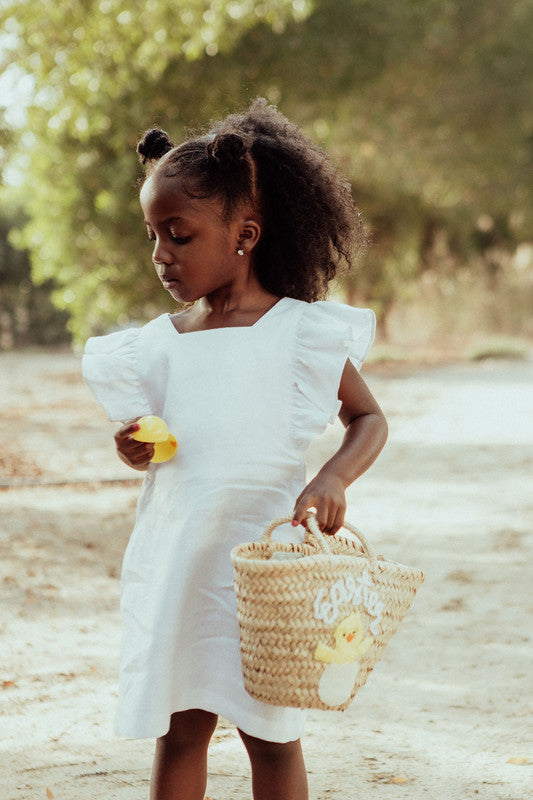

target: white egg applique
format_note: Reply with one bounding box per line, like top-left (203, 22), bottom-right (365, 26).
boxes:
top-left (314, 611), bottom-right (373, 707)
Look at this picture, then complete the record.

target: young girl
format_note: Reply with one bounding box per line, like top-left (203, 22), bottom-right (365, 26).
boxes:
top-left (82, 98), bottom-right (388, 800)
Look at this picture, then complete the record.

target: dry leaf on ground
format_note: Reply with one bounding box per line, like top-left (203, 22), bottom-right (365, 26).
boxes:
top-left (390, 773), bottom-right (410, 784)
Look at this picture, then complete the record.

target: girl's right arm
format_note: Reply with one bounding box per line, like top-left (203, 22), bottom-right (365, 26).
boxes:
top-left (114, 419), bottom-right (154, 471)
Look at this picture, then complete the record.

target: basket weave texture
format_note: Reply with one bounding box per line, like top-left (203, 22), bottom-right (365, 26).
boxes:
top-left (231, 514), bottom-right (424, 711)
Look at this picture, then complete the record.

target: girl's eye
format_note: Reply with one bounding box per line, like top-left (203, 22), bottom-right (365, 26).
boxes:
top-left (170, 233), bottom-right (191, 245)
top-left (145, 227), bottom-right (190, 245)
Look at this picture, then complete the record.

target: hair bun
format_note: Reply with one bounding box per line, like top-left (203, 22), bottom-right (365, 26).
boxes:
top-left (207, 132), bottom-right (249, 164)
top-left (137, 128), bottom-right (174, 165)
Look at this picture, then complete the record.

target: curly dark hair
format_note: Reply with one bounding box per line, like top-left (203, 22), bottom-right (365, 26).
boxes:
top-left (136, 99), bottom-right (367, 302)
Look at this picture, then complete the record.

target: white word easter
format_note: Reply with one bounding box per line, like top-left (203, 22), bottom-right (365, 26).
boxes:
top-left (313, 570), bottom-right (384, 634)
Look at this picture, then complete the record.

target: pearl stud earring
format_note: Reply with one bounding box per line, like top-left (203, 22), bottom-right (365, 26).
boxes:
top-left (237, 248), bottom-right (244, 256)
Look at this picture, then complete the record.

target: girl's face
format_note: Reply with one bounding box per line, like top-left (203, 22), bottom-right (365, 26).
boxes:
top-left (140, 170), bottom-right (250, 304)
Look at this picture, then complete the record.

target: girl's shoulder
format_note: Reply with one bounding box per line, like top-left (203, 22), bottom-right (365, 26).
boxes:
top-left (299, 298), bottom-right (375, 324)
top-left (84, 313), bottom-right (171, 352)
top-left (293, 299), bottom-right (376, 367)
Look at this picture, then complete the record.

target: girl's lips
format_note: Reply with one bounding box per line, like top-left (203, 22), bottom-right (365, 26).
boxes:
top-left (162, 278), bottom-right (180, 289)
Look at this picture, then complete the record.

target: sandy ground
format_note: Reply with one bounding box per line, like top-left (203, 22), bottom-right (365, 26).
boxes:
top-left (1, 347), bottom-right (532, 800)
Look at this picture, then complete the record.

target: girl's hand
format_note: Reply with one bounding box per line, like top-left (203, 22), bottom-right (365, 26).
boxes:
top-left (114, 419), bottom-right (154, 471)
top-left (292, 469), bottom-right (347, 535)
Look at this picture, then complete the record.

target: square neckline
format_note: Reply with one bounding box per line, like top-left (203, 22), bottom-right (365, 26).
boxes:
top-left (164, 296), bottom-right (291, 336)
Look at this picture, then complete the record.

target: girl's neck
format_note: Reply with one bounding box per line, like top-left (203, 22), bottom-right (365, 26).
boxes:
top-left (199, 287), bottom-right (281, 316)
top-left (175, 291), bottom-right (282, 333)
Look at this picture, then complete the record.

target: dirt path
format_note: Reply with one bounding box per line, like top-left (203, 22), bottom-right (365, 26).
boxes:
top-left (1, 349), bottom-right (531, 799)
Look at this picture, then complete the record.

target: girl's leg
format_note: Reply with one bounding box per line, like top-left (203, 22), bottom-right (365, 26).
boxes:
top-left (238, 729), bottom-right (309, 800)
top-left (150, 708), bottom-right (218, 800)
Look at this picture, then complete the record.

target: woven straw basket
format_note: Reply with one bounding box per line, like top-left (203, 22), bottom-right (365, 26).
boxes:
top-left (231, 514), bottom-right (424, 711)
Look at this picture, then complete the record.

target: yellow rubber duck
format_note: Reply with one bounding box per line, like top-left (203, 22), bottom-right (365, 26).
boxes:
top-left (132, 415), bottom-right (178, 463)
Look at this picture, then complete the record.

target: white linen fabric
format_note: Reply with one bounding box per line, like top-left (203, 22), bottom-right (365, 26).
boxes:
top-left (82, 297), bottom-right (375, 741)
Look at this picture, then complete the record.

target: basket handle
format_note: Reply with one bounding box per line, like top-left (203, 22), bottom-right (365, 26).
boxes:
top-left (261, 515), bottom-right (331, 554)
top-left (306, 513), bottom-right (377, 563)
top-left (260, 513), bottom-right (377, 562)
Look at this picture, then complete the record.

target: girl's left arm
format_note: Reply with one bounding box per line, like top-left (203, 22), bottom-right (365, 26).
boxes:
top-left (292, 359), bottom-right (388, 535)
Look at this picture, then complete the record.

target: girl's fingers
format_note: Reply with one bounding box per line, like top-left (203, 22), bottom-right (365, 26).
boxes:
top-left (121, 437), bottom-right (148, 453)
top-left (114, 419), bottom-right (141, 442)
top-left (297, 500), bottom-right (329, 533)
top-left (130, 443), bottom-right (154, 462)
top-left (292, 495), bottom-right (317, 527)
top-left (114, 420), bottom-right (154, 467)
top-left (329, 506), bottom-right (346, 536)
top-left (119, 444), bottom-right (154, 467)
top-left (315, 504), bottom-right (330, 533)
top-left (112, 419), bottom-right (154, 471)
top-left (291, 495), bottom-right (307, 526)
top-left (322, 511), bottom-right (335, 536)
top-left (117, 439), bottom-right (147, 457)
top-left (128, 442), bottom-right (154, 459)
top-left (293, 497), bottom-right (345, 536)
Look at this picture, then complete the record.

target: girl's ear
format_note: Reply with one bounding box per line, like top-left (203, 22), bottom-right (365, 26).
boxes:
top-left (237, 219), bottom-right (261, 254)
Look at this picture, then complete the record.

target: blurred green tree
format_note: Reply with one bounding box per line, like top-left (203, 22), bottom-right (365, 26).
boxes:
top-left (1, 0), bottom-right (531, 341)
top-left (0, 212), bottom-right (69, 348)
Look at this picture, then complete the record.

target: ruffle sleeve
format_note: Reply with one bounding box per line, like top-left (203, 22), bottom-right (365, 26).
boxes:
top-left (292, 301), bottom-right (376, 450)
top-left (82, 328), bottom-right (153, 422)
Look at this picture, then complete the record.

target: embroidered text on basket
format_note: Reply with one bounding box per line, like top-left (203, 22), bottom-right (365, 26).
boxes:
top-left (313, 569), bottom-right (385, 634)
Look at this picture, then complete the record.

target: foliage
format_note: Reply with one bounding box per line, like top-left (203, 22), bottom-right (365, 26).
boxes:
top-left (0, 213), bottom-right (69, 347)
top-left (1, 0), bottom-right (532, 342)
top-left (1, 0), bottom-right (314, 341)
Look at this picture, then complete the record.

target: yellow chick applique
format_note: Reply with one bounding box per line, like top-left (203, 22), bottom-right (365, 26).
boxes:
top-left (314, 611), bottom-right (373, 707)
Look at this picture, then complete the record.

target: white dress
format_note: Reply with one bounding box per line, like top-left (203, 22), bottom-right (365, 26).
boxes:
top-left (82, 296), bottom-right (375, 742)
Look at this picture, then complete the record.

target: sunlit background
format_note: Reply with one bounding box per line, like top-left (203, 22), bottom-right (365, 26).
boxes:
top-left (0, 0), bottom-right (531, 355)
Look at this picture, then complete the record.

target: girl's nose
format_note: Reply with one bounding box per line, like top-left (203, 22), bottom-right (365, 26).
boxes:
top-left (152, 239), bottom-right (173, 265)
